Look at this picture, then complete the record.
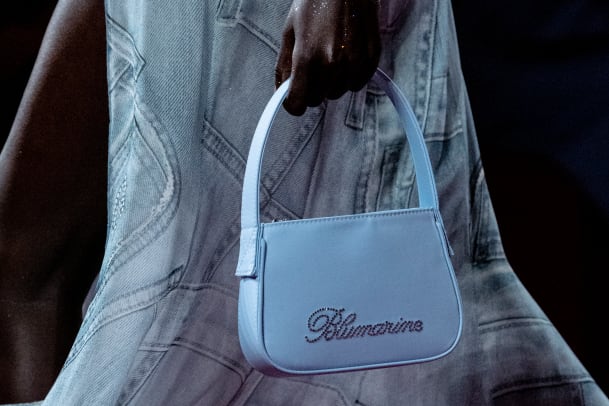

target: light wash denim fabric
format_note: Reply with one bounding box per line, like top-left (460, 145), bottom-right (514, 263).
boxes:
top-left (34, 0), bottom-right (609, 404)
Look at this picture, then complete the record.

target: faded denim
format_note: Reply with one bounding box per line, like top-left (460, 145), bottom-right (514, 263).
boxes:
top-left (35, 0), bottom-right (609, 404)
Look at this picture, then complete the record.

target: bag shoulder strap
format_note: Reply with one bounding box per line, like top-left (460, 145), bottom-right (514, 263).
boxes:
top-left (237, 69), bottom-right (440, 277)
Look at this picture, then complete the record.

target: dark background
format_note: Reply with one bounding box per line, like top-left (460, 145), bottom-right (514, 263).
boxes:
top-left (453, 0), bottom-right (609, 393)
top-left (2, 0), bottom-right (608, 394)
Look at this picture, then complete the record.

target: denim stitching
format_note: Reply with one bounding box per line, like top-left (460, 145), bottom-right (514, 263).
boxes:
top-left (425, 127), bottom-right (462, 142)
top-left (491, 374), bottom-right (593, 399)
top-left (479, 318), bottom-right (553, 334)
top-left (263, 107), bottom-right (325, 195)
top-left (345, 89), bottom-right (367, 130)
top-left (355, 95), bottom-right (378, 213)
top-left (119, 350), bottom-right (166, 405)
top-left (66, 267), bottom-right (184, 367)
top-left (215, 0), bottom-right (240, 26)
top-left (281, 379), bottom-right (351, 405)
top-left (105, 14), bottom-right (145, 81)
top-left (173, 337), bottom-right (249, 380)
top-left (376, 144), bottom-right (403, 211)
top-left (201, 118), bottom-right (246, 183)
top-left (102, 100), bottom-right (181, 283)
top-left (108, 116), bottom-right (134, 173)
top-left (239, 17), bottom-right (281, 52)
top-left (414, 0), bottom-right (436, 132)
top-left (202, 196), bottom-right (299, 282)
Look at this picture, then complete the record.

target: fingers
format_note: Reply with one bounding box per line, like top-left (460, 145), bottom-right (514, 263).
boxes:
top-left (275, 26), bottom-right (295, 89)
top-left (283, 58), bottom-right (310, 116)
top-left (275, 0), bottom-right (382, 116)
top-left (280, 45), bottom-right (373, 116)
top-left (276, 24), bottom-right (310, 116)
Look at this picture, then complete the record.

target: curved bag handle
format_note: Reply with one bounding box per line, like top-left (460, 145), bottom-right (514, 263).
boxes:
top-left (238, 69), bottom-right (441, 276)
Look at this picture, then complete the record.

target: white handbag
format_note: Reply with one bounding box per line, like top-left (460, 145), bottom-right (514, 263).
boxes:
top-left (235, 69), bottom-right (462, 376)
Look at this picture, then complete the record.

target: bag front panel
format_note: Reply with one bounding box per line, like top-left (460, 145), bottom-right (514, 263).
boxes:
top-left (259, 209), bottom-right (461, 373)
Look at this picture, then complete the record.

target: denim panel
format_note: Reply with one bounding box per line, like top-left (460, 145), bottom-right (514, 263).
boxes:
top-left (117, 283), bottom-right (357, 405)
top-left (474, 258), bottom-right (600, 404)
top-left (243, 377), bottom-right (351, 406)
top-left (217, 0), bottom-right (290, 49)
top-left (493, 382), bottom-right (586, 406)
top-left (38, 0), bottom-right (609, 404)
top-left (470, 164), bottom-right (505, 265)
top-left (64, 267), bottom-right (184, 368)
top-left (104, 14), bottom-right (181, 278)
top-left (355, 268), bottom-right (484, 405)
top-left (582, 382), bottom-right (609, 405)
top-left (119, 285), bottom-right (252, 405)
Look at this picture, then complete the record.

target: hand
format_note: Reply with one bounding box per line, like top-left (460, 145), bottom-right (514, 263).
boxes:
top-left (275, 0), bottom-right (381, 116)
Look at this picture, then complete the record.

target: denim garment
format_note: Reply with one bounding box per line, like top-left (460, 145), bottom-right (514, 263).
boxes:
top-left (37, 0), bottom-right (609, 404)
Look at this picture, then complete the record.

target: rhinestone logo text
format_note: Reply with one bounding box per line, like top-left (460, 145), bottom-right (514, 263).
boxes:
top-left (305, 307), bottom-right (423, 343)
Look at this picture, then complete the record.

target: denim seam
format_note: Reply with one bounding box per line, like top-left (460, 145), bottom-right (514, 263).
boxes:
top-left (491, 374), bottom-right (593, 399)
top-left (138, 343), bottom-right (171, 351)
top-left (107, 62), bottom-right (130, 94)
top-left (132, 121), bottom-right (170, 183)
top-left (173, 337), bottom-right (249, 380)
top-left (238, 17), bottom-right (281, 52)
top-left (375, 144), bottom-right (401, 211)
top-left (201, 115), bottom-right (320, 205)
top-left (414, 0), bottom-right (436, 133)
top-left (281, 379), bottom-right (351, 405)
top-left (202, 219), bottom-right (241, 283)
top-left (479, 318), bottom-right (553, 334)
top-left (577, 382), bottom-right (586, 405)
top-left (120, 350), bottom-right (166, 405)
top-left (345, 89), bottom-right (367, 130)
top-left (355, 96), bottom-right (378, 213)
top-left (470, 161), bottom-right (485, 263)
top-left (228, 370), bottom-right (264, 406)
top-left (264, 195), bottom-right (300, 222)
top-left (201, 118), bottom-right (246, 182)
top-left (108, 117), bottom-right (134, 171)
top-left (105, 14), bottom-right (145, 81)
top-left (355, 371), bottom-right (369, 405)
top-left (263, 107), bottom-right (325, 195)
top-left (202, 197), bottom-right (298, 282)
top-left (101, 100), bottom-right (182, 285)
top-left (425, 127), bottom-right (462, 143)
top-left (80, 268), bottom-right (183, 340)
top-left (174, 282), bottom-right (238, 298)
top-left (108, 132), bottom-right (132, 194)
top-left (477, 240), bottom-right (506, 264)
top-left (216, 1), bottom-right (285, 52)
top-left (66, 267), bottom-right (184, 367)
top-left (199, 123), bottom-right (279, 207)
top-left (395, 145), bottom-right (416, 211)
top-left (216, 0), bottom-right (241, 28)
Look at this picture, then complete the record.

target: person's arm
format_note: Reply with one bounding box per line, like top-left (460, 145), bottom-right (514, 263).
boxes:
top-left (0, 0), bottom-right (107, 402)
top-left (275, 0), bottom-right (381, 116)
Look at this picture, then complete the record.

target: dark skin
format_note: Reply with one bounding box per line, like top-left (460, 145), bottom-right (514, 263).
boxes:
top-left (0, 0), bottom-right (382, 402)
top-left (0, 0), bottom-right (108, 402)
top-left (277, 0), bottom-right (381, 115)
